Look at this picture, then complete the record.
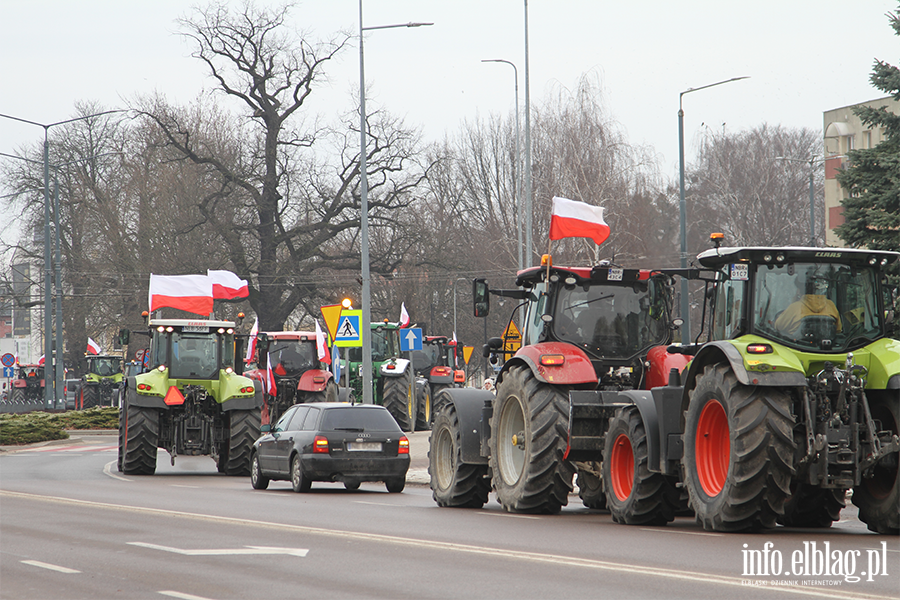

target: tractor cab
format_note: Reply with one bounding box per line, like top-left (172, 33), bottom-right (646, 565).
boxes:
top-left (85, 355), bottom-right (122, 378)
top-left (148, 319), bottom-right (237, 380)
top-left (697, 246), bottom-right (898, 354)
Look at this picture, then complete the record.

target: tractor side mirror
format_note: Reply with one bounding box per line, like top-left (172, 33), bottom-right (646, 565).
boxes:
top-left (118, 328), bottom-right (130, 346)
top-left (473, 278), bottom-right (490, 318)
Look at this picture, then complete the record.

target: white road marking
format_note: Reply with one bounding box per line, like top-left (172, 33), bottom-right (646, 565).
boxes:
top-left (103, 460), bottom-right (131, 482)
top-left (129, 542), bottom-right (308, 557)
top-left (638, 527), bottom-right (724, 537)
top-left (170, 485), bottom-right (201, 489)
top-left (159, 591), bottom-right (216, 600)
top-left (479, 512), bottom-right (541, 520)
top-left (3, 490), bottom-right (895, 600)
top-left (21, 560), bottom-right (80, 574)
top-left (353, 500), bottom-right (404, 507)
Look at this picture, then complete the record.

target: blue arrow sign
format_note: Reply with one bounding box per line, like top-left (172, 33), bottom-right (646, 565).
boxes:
top-left (3, 366), bottom-right (14, 378)
top-left (399, 328), bottom-right (422, 352)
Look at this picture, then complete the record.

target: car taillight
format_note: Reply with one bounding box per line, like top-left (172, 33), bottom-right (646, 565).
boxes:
top-left (398, 436), bottom-right (409, 454)
top-left (313, 436), bottom-right (329, 453)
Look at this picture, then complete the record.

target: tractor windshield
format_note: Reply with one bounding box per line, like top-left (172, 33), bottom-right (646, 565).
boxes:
top-left (89, 357), bottom-right (121, 377)
top-left (267, 340), bottom-right (317, 378)
top-left (552, 279), bottom-right (669, 359)
top-left (413, 341), bottom-right (443, 372)
top-left (370, 328), bottom-right (398, 362)
top-left (751, 262), bottom-right (881, 352)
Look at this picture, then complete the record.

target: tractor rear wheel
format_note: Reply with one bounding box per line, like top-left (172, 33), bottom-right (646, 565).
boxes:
top-left (122, 400), bottom-right (159, 475)
top-left (224, 408), bottom-right (261, 476)
top-left (10, 389), bottom-right (24, 404)
top-left (415, 382), bottom-right (432, 431)
top-left (852, 395), bottom-right (899, 534)
top-left (489, 365), bottom-right (573, 514)
top-left (683, 363), bottom-right (794, 532)
top-left (301, 380), bottom-right (339, 404)
top-left (429, 401), bottom-right (490, 508)
top-left (383, 371), bottom-right (415, 432)
top-left (778, 482), bottom-right (845, 528)
top-left (82, 385), bottom-right (100, 409)
top-left (576, 466), bottom-right (606, 510)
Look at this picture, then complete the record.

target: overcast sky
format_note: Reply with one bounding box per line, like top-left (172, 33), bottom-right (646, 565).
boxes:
top-left (1, 0), bottom-right (897, 191)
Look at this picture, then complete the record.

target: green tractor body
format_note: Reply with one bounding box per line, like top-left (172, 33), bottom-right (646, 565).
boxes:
top-left (118, 318), bottom-right (263, 476)
top-left (345, 322), bottom-right (416, 431)
top-left (79, 355), bottom-right (123, 409)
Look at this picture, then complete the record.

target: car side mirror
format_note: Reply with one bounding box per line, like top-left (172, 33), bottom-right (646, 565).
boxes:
top-left (260, 424), bottom-right (271, 433)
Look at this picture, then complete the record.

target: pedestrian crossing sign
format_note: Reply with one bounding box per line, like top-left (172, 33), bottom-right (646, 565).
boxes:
top-left (334, 310), bottom-right (363, 347)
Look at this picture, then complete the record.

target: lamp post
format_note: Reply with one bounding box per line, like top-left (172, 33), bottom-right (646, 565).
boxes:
top-left (481, 59), bottom-right (522, 272)
top-left (358, 1), bottom-right (432, 403)
top-left (523, 0), bottom-right (533, 267)
top-left (0, 108), bottom-right (121, 408)
top-left (775, 155), bottom-right (823, 247)
top-left (677, 77), bottom-right (748, 343)
top-left (451, 276), bottom-right (469, 341)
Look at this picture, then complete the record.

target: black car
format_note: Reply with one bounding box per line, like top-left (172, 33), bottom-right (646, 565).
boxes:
top-left (250, 402), bottom-right (410, 493)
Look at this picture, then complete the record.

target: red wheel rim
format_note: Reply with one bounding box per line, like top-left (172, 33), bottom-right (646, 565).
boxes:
top-left (610, 433), bottom-right (634, 501)
top-left (695, 399), bottom-right (729, 497)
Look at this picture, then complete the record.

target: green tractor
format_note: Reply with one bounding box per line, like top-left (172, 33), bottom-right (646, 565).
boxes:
top-left (118, 317), bottom-right (263, 476)
top-left (79, 354), bottom-right (123, 409)
top-left (345, 322), bottom-right (417, 431)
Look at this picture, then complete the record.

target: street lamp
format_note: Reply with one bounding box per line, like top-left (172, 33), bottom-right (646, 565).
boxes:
top-left (0, 109), bottom-right (122, 408)
top-left (775, 155), bottom-right (824, 247)
top-left (677, 77), bottom-right (748, 343)
top-left (451, 276), bottom-right (469, 341)
top-left (523, 0), bottom-right (533, 267)
top-left (358, 1), bottom-right (432, 404)
top-left (481, 59), bottom-right (522, 271)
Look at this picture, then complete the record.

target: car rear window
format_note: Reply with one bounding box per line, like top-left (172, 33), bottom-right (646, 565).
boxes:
top-left (321, 407), bottom-right (401, 432)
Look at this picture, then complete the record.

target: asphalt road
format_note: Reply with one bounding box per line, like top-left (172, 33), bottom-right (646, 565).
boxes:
top-left (1, 433), bottom-right (898, 600)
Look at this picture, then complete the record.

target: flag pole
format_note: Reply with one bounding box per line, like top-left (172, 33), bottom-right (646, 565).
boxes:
top-left (545, 231), bottom-right (552, 282)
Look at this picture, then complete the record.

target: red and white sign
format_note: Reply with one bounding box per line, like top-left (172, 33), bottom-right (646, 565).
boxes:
top-left (207, 270), bottom-right (249, 300)
top-left (149, 274), bottom-right (214, 316)
top-left (549, 196), bottom-right (610, 245)
top-left (87, 337), bottom-right (101, 355)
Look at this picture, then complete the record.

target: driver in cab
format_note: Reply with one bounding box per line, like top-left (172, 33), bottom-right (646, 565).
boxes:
top-left (774, 277), bottom-right (842, 336)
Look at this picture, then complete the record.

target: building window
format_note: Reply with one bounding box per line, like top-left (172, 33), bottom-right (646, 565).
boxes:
top-left (863, 131), bottom-right (871, 149)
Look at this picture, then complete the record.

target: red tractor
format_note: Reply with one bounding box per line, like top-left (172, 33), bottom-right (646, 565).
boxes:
top-left (412, 336), bottom-right (466, 431)
top-left (244, 331), bottom-right (338, 426)
top-left (10, 364), bottom-right (45, 405)
top-left (428, 260), bottom-right (695, 511)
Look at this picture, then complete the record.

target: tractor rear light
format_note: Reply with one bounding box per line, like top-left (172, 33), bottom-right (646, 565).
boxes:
top-left (540, 354), bottom-right (566, 366)
top-left (137, 383), bottom-right (151, 391)
top-left (313, 436), bottom-right (330, 453)
top-left (433, 367), bottom-right (451, 376)
top-left (385, 363), bottom-right (396, 370)
top-left (157, 365), bottom-right (166, 372)
top-left (398, 436), bottom-right (409, 454)
top-left (225, 367), bottom-right (234, 374)
top-left (240, 386), bottom-right (254, 393)
top-left (747, 344), bottom-right (773, 354)
top-left (313, 376), bottom-right (326, 384)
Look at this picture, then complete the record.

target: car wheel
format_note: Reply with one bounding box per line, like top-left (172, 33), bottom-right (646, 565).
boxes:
top-left (291, 455), bottom-right (311, 493)
top-left (250, 452), bottom-right (269, 490)
top-left (386, 477), bottom-right (405, 493)
top-left (344, 480), bottom-right (360, 491)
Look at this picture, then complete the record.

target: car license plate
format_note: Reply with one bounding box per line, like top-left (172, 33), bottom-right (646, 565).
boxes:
top-left (183, 325), bottom-right (208, 333)
top-left (347, 442), bottom-right (382, 452)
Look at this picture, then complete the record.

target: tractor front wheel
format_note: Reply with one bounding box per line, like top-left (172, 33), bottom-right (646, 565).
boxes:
top-left (683, 363), bottom-right (794, 532)
top-left (383, 371), bottom-right (415, 432)
top-left (489, 365), bottom-right (573, 514)
top-left (852, 395), bottom-right (899, 534)
top-left (603, 406), bottom-right (679, 525)
top-left (778, 482), bottom-right (845, 528)
top-left (576, 465), bottom-right (606, 510)
top-left (415, 382), bottom-right (432, 431)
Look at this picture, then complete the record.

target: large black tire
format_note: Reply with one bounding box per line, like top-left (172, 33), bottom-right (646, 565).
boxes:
top-left (250, 451), bottom-right (269, 490)
top-left (852, 395), bottom-right (899, 534)
top-left (291, 454), bottom-right (311, 492)
top-left (428, 401), bottom-right (490, 508)
top-left (778, 482), bottom-right (845, 528)
top-left (301, 380), bottom-right (339, 404)
top-left (386, 477), bottom-right (405, 493)
top-left (415, 382), bottom-right (432, 431)
top-left (224, 408), bottom-right (261, 476)
top-left (603, 406), bottom-right (679, 525)
top-left (82, 384), bottom-right (100, 409)
top-left (383, 370), bottom-right (415, 432)
top-left (576, 465), bottom-right (607, 510)
top-left (117, 398), bottom-right (126, 472)
top-left (683, 363), bottom-right (795, 532)
top-left (122, 402), bottom-right (159, 475)
top-left (489, 364), bottom-right (574, 514)
top-left (10, 389), bottom-right (25, 404)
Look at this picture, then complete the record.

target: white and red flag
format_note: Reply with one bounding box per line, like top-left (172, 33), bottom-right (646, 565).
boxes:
top-left (548, 196), bottom-right (610, 245)
top-left (315, 321), bottom-right (331, 365)
top-left (244, 316), bottom-right (259, 364)
top-left (149, 274), bottom-right (213, 316)
top-left (399, 302), bottom-right (410, 328)
top-left (207, 270), bottom-right (249, 300)
top-left (87, 337), bottom-right (101, 355)
top-left (265, 352), bottom-right (277, 397)
top-left (38, 355), bottom-right (45, 366)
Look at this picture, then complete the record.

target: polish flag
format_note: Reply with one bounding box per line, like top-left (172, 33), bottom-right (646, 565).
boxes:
top-left (87, 337), bottom-right (101, 355)
top-left (265, 352), bottom-right (277, 397)
top-left (399, 302), bottom-right (410, 328)
top-left (548, 196), bottom-right (610, 245)
top-left (315, 321), bottom-right (331, 365)
top-left (245, 316), bottom-right (259, 364)
top-left (38, 355), bottom-right (45, 366)
top-left (207, 270), bottom-right (249, 300)
top-left (149, 274), bottom-right (213, 316)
